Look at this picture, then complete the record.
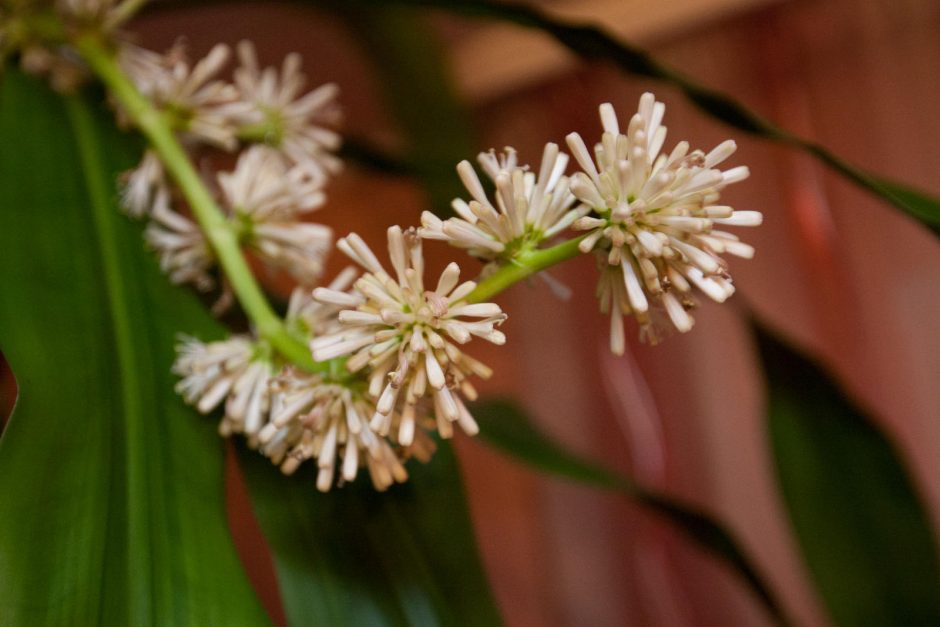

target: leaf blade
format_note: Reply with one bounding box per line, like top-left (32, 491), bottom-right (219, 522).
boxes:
top-left (0, 70), bottom-right (269, 627)
top-left (238, 442), bottom-right (503, 627)
top-left (758, 326), bottom-right (940, 626)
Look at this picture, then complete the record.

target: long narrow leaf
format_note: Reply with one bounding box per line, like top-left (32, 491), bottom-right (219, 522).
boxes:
top-left (0, 70), bottom-right (269, 626)
top-left (471, 399), bottom-right (788, 626)
top-left (757, 325), bottom-right (940, 626)
top-left (238, 443), bottom-right (503, 627)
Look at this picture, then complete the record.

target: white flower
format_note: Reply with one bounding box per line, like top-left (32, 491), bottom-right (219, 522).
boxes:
top-left (120, 150), bottom-right (167, 218)
top-left (229, 40), bottom-right (342, 180)
top-left (419, 143), bottom-right (583, 261)
top-left (310, 226), bottom-right (506, 443)
top-left (144, 191), bottom-right (215, 291)
top-left (218, 145), bottom-right (332, 284)
top-left (120, 42), bottom-right (239, 149)
top-left (257, 372), bottom-right (410, 492)
top-left (173, 335), bottom-right (276, 437)
top-left (566, 93), bottom-right (761, 351)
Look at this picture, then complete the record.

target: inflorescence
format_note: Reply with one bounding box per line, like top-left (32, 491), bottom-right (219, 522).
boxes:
top-left (2, 1), bottom-right (761, 490)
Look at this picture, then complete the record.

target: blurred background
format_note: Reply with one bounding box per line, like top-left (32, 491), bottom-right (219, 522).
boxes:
top-left (6, 0), bottom-right (940, 625)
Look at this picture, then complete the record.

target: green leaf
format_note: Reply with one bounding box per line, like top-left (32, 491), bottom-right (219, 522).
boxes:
top-left (0, 70), bottom-right (269, 626)
top-left (238, 442), bottom-right (503, 627)
top-left (757, 325), bottom-right (940, 626)
top-left (471, 399), bottom-right (788, 626)
top-left (325, 0), bottom-right (940, 235)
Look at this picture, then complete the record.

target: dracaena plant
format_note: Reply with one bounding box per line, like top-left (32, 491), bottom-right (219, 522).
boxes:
top-left (6, 2), bottom-right (940, 627)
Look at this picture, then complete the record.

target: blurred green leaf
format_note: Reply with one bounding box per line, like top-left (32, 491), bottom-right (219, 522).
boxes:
top-left (0, 70), bottom-right (269, 626)
top-left (238, 442), bottom-right (502, 627)
top-left (471, 399), bottom-right (788, 625)
top-left (757, 325), bottom-right (940, 626)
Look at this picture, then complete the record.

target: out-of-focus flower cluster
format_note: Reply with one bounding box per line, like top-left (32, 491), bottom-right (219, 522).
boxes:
top-left (120, 40), bottom-right (341, 296)
top-left (1, 0), bottom-right (132, 91)
top-left (1, 3), bottom-right (341, 296)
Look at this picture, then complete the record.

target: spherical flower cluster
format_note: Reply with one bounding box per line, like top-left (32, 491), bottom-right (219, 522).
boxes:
top-left (121, 42), bottom-right (238, 149)
top-left (419, 143), bottom-right (583, 263)
top-left (311, 226), bottom-right (506, 444)
top-left (566, 93), bottom-right (761, 351)
top-left (174, 337), bottom-right (413, 492)
top-left (112, 39), bottom-right (342, 294)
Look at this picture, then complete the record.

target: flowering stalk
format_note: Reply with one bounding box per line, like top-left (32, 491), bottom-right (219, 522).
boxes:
top-left (465, 235), bottom-right (585, 304)
top-left (75, 32), bottom-right (321, 372)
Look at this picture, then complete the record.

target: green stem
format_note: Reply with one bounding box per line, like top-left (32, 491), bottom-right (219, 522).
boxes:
top-left (466, 236), bottom-right (586, 303)
top-left (75, 33), bottom-right (321, 372)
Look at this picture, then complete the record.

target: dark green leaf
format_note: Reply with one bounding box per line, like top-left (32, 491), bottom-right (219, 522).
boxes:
top-left (471, 399), bottom-right (788, 626)
top-left (757, 325), bottom-right (940, 626)
top-left (0, 70), bottom-right (269, 626)
top-left (238, 442), bottom-right (503, 627)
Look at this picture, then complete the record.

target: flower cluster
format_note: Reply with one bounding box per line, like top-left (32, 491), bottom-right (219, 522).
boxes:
top-left (174, 259), bottom-right (461, 491)
top-left (115, 39), bottom-right (342, 294)
top-left (420, 143), bottom-right (584, 266)
top-left (566, 94), bottom-right (761, 351)
top-left (312, 227), bottom-right (506, 443)
top-left (172, 333), bottom-right (415, 492)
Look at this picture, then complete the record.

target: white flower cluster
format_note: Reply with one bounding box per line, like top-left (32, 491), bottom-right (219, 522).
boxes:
top-left (312, 226), bottom-right (506, 444)
top-left (566, 94), bottom-right (760, 351)
top-left (173, 334), bottom-right (418, 493)
top-left (173, 270), bottom-right (425, 492)
top-left (420, 143), bottom-right (584, 265)
top-left (117, 40), bottom-right (341, 293)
